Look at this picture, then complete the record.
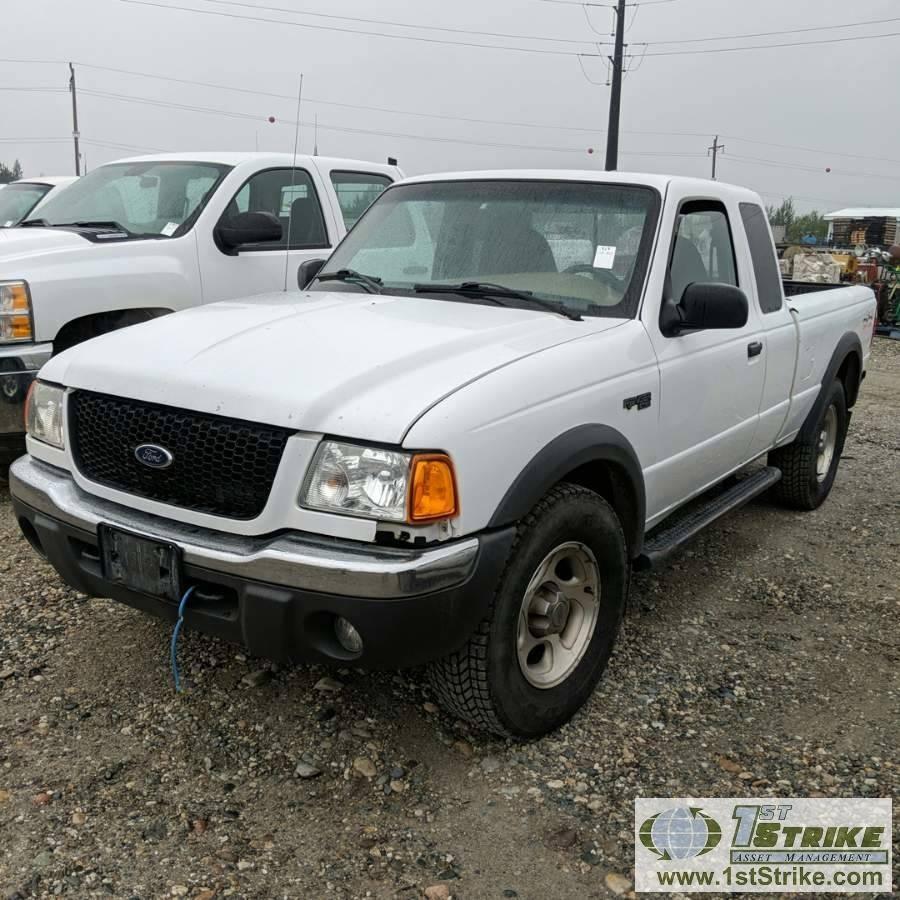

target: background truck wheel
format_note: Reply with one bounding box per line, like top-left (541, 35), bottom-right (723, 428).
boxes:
top-left (769, 379), bottom-right (848, 510)
top-left (428, 484), bottom-right (628, 739)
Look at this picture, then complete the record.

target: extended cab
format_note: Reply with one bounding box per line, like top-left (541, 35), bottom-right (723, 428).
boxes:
top-left (10, 171), bottom-right (875, 737)
top-left (0, 153), bottom-right (400, 455)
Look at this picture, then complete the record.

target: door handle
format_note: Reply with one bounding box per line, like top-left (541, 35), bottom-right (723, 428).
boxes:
top-left (747, 341), bottom-right (763, 358)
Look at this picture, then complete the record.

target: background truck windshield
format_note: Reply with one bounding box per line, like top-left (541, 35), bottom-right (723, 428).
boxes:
top-left (0, 182), bottom-right (52, 227)
top-left (26, 161), bottom-right (230, 237)
top-left (317, 179), bottom-right (660, 317)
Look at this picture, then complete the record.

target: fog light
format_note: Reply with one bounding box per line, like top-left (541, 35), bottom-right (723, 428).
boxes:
top-left (334, 616), bottom-right (363, 654)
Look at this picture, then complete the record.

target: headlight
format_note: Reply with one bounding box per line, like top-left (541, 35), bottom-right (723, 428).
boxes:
top-left (25, 381), bottom-right (65, 448)
top-left (0, 281), bottom-right (33, 343)
top-left (300, 441), bottom-right (457, 523)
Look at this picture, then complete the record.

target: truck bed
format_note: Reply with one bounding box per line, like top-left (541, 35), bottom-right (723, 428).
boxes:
top-left (782, 279), bottom-right (847, 297)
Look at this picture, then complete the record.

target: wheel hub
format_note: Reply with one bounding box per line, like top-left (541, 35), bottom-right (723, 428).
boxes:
top-left (815, 404), bottom-right (838, 483)
top-left (528, 588), bottom-right (571, 636)
top-left (516, 542), bottom-right (601, 690)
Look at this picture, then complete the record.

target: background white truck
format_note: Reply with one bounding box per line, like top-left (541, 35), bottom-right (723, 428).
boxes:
top-left (0, 176), bottom-right (78, 228)
top-left (0, 152), bottom-right (401, 456)
top-left (11, 170), bottom-right (875, 737)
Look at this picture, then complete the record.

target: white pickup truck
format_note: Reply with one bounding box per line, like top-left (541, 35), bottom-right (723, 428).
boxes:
top-left (0, 152), bottom-right (401, 455)
top-left (0, 176), bottom-right (78, 228)
top-left (11, 170), bottom-right (875, 737)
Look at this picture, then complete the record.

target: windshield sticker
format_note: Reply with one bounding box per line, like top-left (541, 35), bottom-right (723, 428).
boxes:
top-left (161, 222), bottom-right (179, 236)
top-left (593, 245), bottom-right (617, 269)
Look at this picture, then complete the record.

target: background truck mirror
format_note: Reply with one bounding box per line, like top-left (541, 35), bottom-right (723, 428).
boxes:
top-left (215, 211), bottom-right (282, 251)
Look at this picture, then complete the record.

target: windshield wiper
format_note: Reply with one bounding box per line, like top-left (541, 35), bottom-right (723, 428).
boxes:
top-left (413, 281), bottom-right (583, 322)
top-left (57, 220), bottom-right (133, 234)
top-left (316, 268), bottom-right (383, 294)
top-left (18, 218), bottom-right (50, 227)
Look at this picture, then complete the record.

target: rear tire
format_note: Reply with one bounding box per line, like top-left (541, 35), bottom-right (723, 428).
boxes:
top-left (769, 379), bottom-right (848, 510)
top-left (428, 484), bottom-right (628, 739)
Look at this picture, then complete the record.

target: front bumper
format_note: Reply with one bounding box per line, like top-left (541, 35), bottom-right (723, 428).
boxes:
top-left (0, 342), bottom-right (52, 441)
top-left (10, 456), bottom-right (514, 667)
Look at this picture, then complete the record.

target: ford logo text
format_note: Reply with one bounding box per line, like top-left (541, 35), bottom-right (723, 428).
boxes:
top-left (134, 444), bottom-right (174, 469)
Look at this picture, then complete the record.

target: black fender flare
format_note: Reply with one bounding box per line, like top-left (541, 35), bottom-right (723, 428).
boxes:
top-left (798, 332), bottom-right (863, 440)
top-left (487, 424), bottom-right (646, 555)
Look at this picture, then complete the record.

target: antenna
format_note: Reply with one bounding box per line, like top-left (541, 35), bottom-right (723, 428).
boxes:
top-left (282, 73), bottom-right (304, 292)
top-left (314, 114), bottom-right (319, 156)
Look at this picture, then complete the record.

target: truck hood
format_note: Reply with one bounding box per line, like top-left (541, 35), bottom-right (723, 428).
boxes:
top-left (44, 291), bottom-right (626, 444)
top-left (0, 226), bottom-right (90, 264)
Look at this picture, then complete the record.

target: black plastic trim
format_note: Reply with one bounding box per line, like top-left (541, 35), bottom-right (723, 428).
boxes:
top-left (12, 495), bottom-right (516, 669)
top-left (799, 332), bottom-right (864, 436)
top-left (488, 424), bottom-right (646, 555)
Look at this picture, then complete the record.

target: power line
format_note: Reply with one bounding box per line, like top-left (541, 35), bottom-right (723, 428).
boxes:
top-left (193, 0), bottom-right (599, 45)
top-left (118, 0), bottom-right (603, 56)
top-left (66, 66), bottom-right (708, 138)
top-left (77, 86), bottom-right (710, 157)
top-left (723, 134), bottom-right (900, 168)
top-left (644, 29), bottom-right (900, 56)
top-left (645, 14), bottom-right (900, 45)
top-left (725, 153), bottom-right (900, 182)
top-left (7, 60), bottom-right (900, 171)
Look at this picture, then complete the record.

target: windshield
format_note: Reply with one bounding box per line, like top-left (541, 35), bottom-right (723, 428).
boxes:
top-left (24, 161), bottom-right (230, 236)
top-left (0, 183), bottom-right (52, 227)
top-left (313, 179), bottom-right (660, 318)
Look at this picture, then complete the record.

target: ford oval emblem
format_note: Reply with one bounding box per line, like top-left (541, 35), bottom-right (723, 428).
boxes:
top-left (134, 444), bottom-right (174, 469)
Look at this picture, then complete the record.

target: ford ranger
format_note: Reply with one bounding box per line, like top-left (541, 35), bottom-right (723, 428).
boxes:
top-left (0, 152), bottom-right (401, 457)
top-left (10, 171), bottom-right (875, 737)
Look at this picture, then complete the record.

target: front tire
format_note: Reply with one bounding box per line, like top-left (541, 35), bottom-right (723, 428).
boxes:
top-left (428, 484), bottom-right (628, 738)
top-left (769, 379), bottom-right (848, 510)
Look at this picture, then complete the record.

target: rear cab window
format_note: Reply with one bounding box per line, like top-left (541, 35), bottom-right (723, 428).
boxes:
top-left (330, 171), bottom-right (393, 229)
top-left (740, 202), bottom-right (783, 313)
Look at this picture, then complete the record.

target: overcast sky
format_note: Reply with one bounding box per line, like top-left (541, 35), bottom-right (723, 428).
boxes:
top-left (3, 0), bottom-right (898, 212)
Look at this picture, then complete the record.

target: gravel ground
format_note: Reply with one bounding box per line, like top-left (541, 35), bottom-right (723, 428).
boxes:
top-left (1, 341), bottom-right (898, 900)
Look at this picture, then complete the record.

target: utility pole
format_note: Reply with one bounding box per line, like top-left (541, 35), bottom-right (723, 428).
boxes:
top-left (708, 135), bottom-right (725, 180)
top-left (604, 0), bottom-right (627, 171)
top-left (68, 63), bottom-right (81, 176)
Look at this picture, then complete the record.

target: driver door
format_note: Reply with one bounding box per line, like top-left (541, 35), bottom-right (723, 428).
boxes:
top-left (198, 167), bottom-right (336, 301)
top-left (641, 196), bottom-right (766, 524)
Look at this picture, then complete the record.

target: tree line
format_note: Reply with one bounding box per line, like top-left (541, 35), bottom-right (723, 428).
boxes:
top-left (766, 197), bottom-right (828, 243)
top-left (0, 160), bottom-right (24, 184)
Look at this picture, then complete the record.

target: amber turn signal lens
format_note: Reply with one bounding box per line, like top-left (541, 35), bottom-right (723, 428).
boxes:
top-left (409, 454), bottom-right (458, 522)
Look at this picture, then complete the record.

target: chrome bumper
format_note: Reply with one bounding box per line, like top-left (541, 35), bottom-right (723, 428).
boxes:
top-left (9, 456), bottom-right (480, 598)
top-left (0, 342), bottom-right (52, 437)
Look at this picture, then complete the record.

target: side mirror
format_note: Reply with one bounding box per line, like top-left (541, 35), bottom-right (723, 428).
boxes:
top-left (660, 282), bottom-right (749, 336)
top-left (216, 211), bottom-right (282, 251)
top-left (298, 258), bottom-right (326, 289)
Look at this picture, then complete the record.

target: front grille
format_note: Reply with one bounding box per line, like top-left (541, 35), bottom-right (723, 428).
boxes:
top-left (69, 391), bottom-right (291, 519)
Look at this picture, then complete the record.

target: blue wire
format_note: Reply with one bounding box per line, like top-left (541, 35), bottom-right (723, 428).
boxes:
top-left (170, 586), bottom-right (195, 693)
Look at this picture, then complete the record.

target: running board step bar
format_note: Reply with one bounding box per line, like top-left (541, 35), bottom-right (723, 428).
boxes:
top-left (636, 466), bottom-right (782, 571)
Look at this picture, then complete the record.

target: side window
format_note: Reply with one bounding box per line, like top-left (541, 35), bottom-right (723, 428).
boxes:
top-left (668, 201), bottom-right (738, 301)
top-left (740, 202), bottom-right (783, 313)
top-left (218, 168), bottom-right (328, 250)
top-left (330, 171), bottom-right (392, 229)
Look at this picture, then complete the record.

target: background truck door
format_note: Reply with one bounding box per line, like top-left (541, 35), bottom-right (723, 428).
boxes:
top-left (641, 196), bottom-right (766, 523)
top-left (198, 166), bottom-right (338, 301)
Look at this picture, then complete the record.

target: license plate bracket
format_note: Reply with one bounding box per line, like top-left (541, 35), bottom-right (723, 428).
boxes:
top-left (99, 525), bottom-right (183, 603)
